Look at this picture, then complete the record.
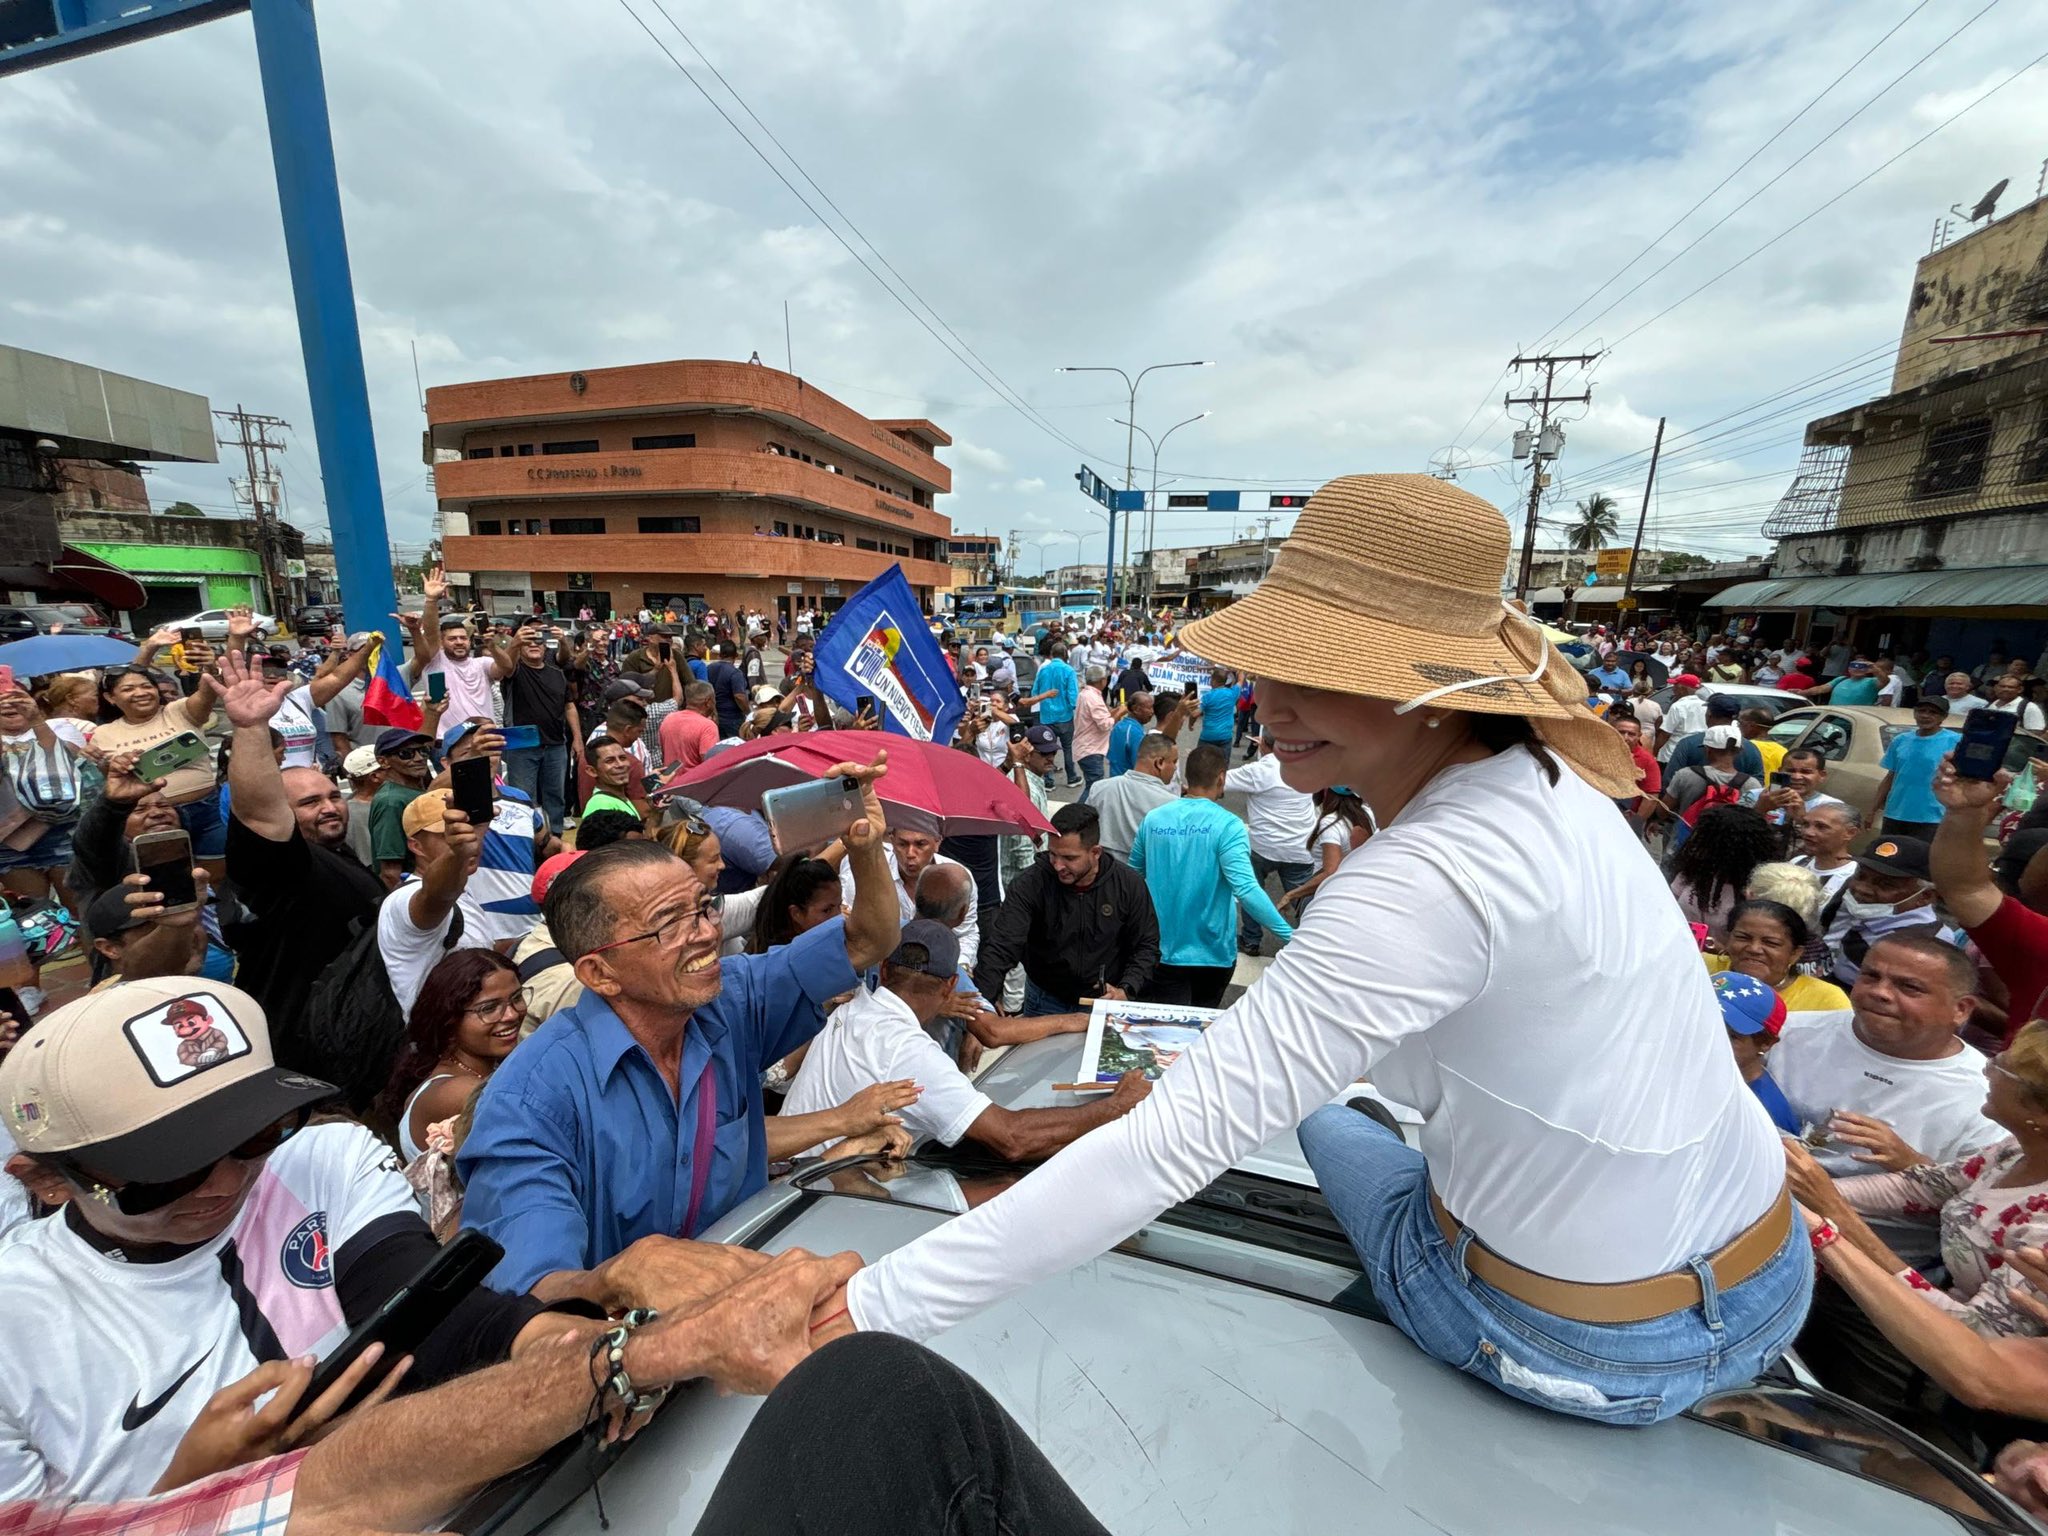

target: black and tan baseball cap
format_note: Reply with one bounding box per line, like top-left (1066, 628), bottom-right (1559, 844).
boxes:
top-left (0, 978), bottom-right (336, 1181)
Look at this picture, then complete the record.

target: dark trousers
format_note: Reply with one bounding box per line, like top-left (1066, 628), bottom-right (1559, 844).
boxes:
top-left (698, 1333), bottom-right (1106, 1536)
top-left (1146, 962), bottom-right (1235, 1008)
top-left (1044, 717), bottom-right (1077, 785)
top-left (1240, 853), bottom-right (1313, 950)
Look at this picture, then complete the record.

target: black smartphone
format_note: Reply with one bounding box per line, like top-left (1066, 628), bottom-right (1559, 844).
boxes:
top-left (1956, 707), bottom-right (2021, 781)
top-left (130, 829), bottom-right (198, 912)
top-left (449, 755), bottom-right (495, 827)
top-left (1768, 771), bottom-right (1792, 788)
top-left (294, 1230), bottom-right (503, 1422)
top-left (0, 988), bottom-right (25, 1026)
top-left (657, 639), bottom-right (673, 661)
top-left (855, 694), bottom-right (875, 718)
top-left (178, 626), bottom-right (201, 644)
top-left (425, 670), bottom-right (448, 704)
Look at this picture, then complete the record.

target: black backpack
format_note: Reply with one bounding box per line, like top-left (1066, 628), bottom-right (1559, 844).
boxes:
top-left (293, 907), bottom-right (464, 1117)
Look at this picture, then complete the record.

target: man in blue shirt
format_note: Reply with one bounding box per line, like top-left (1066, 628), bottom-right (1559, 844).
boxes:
top-left (1589, 659), bottom-right (1629, 692)
top-left (1023, 643), bottom-right (1080, 787)
top-left (1129, 742), bottom-right (1292, 1008)
top-left (1107, 690), bottom-right (1152, 777)
top-left (1197, 668), bottom-right (1241, 747)
top-left (1871, 698), bottom-right (1961, 840)
top-left (458, 758), bottom-right (902, 1296)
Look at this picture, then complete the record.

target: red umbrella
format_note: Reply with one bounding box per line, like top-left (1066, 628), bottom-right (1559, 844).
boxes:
top-left (671, 731), bottom-right (1053, 839)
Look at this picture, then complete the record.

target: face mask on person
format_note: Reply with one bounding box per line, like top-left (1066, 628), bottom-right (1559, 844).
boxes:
top-left (1840, 890), bottom-right (1923, 922)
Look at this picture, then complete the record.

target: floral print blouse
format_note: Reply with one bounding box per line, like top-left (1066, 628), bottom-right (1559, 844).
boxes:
top-left (1841, 1139), bottom-right (2048, 1337)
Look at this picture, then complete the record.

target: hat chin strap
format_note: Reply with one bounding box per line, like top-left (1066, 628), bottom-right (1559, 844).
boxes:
top-left (1392, 603), bottom-right (1552, 716)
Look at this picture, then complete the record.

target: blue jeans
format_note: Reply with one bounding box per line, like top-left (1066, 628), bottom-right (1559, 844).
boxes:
top-left (178, 791), bottom-right (228, 860)
top-left (1239, 854), bottom-right (1313, 950)
top-left (1078, 753), bottom-right (1107, 802)
top-left (1041, 718), bottom-right (1077, 785)
top-left (1021, 976), bottom-right (1073, 1017)
top-left (502, 742), bottom-right (568, 833)
top-left (1297, 1105), bottom-right (1811, 1424)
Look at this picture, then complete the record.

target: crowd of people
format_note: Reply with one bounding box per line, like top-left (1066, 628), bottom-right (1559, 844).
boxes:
top-left (6, 505), bottom-right (2048, 1531)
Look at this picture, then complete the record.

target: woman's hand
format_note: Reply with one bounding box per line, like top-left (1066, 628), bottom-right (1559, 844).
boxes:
top-left (1781, 1136), bottom-right (1847, 1219)
top-left (835, 1122), bottom-right (913, 1161)
top-left (833, 1078), bottom-right (920, 1139)
top-left (1827, 1111), bottom-right (1925, 1172)
top-left (151, 1345), bottom-right (409, 1493)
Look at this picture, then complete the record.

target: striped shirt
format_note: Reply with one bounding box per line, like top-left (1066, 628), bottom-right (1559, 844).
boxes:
top-left (460, 782), bottom-right (548, 946)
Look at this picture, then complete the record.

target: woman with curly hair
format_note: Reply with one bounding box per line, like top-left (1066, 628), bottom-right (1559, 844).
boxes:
top-left (378, 947), bottom-right (524, 1162)
top-left (1667, 803), bottom-right (1783, 940)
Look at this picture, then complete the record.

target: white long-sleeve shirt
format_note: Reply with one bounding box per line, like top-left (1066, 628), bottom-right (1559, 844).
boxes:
top-left (848, 746), bottom-right (1783, 1340)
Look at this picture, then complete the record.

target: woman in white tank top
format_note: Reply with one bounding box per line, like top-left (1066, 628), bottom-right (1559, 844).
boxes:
top-left (379, 949), bottom-right (525, 1164)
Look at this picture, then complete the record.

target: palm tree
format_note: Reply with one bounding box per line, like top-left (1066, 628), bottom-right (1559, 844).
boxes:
top-left (1566, 493), bottom-right (1620, 552)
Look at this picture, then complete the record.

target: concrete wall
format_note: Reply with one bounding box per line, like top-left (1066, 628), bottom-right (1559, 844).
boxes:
top-left (1897, 196), bottom-right (2048, 393)
top-left (1771, 506), bottom-right (2048, 576)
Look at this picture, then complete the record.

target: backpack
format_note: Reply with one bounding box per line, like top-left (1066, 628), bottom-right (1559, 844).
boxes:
top-left (291, 906), bottom-right (465, 1117)
top-left (1667, 773), bottom-right (1756, 851)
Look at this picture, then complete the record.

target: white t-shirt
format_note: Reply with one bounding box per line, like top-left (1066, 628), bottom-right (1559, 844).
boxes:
top-left (781, 985), bottom-right (990, 1157)
top-left (0, 1124), bottom-right (416, 1502)
top-left (1993, 697), bottom-right (2048, 731)
top-left (1794, 855), bottom-right (1856, 905)
top-left (1225, 755), bottom-right (1319, 864)
top-left (974, 721), bottom-right (1011, 769)
top-left (43, 718), bottom-right (91, 751)
top-left (1658, 694), bottom-right (1707, 758)
top-left (273, 684), bottom-right (322, 770)
top-left (423, 651), bottom-right (498, 723)
top-left (840, 847), bottom-right (978, 971)
top-left (378, 879), bottom-right (484, 1017)
top-left (1877, 675), bottom-right (1906, 706)
top-left (849, 746), bottom-right (1784, 1340)
top-left (1946, 693), bottom-right (1989, 722)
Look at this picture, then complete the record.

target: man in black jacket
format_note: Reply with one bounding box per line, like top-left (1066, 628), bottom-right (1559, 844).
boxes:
top-left (973, 803), bottom-right (1159, 1016)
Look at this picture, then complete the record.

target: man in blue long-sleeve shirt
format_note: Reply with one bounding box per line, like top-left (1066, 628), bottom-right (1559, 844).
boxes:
top-left (1129, 743), bottom-right (1292, 1008)
top-left (1023, 644), bottom-right (1081, 787)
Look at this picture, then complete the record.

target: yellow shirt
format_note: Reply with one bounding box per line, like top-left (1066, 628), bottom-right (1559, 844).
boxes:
top-left (1752, 737), bottom-right (1786, 778)
top-left (1704, 953), bottom-right (1850, 1014)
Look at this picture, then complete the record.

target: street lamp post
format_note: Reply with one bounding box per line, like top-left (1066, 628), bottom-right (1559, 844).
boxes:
top-left (1057, 360), bottom-right (1211, 610)
top-left (1113, 411), bottom-right (1209, 612)
top-left (1028, 531), bottom-right (1085, 581)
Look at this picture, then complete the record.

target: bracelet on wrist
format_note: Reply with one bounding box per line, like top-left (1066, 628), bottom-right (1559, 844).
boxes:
top-left (1808, 1218), bottom-right (1841, 1253)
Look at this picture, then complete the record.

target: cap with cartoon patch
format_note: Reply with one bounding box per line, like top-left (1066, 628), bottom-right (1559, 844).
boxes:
top-left (0, 978), bottom-right (335, 1182)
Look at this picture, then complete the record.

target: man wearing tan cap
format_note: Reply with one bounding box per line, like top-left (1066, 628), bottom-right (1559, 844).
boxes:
top-left (0, 978), bottom-right (584, 1503)
top-left (377, 787), bottom-right (491, 1017)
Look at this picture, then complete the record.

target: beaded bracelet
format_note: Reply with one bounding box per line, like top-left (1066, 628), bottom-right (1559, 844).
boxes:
top-left (589, 1307), bottom-right (668, 1419)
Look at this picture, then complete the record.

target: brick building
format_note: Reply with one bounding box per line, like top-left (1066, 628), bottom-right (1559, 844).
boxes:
top-left (427, 359), bottom-right (953, 628)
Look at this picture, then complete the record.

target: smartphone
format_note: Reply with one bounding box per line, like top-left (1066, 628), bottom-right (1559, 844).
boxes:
top-left (294, 1230), bottom-right (504, 1423)
top-left (133, 731), bottom-right (211, 784)
top-left (499, 724), bottom-right (541, 751)
top-left (854, 694), bottom-right (875, 719)
top-left (657, 639), bottom-right (673, 661)
top-left (425, 670), bottom-right (448, 704)
top-left (762, 775), bottom-right (863, 852)
top-left (178, 626), bottom-right (201, 644)
top-left (1956, 707), bottom-right (2021, 781)
top-left (1768, 771), bottom-right (1792, 788)
top-left (130, 828), bottom-right (198, 913)
top-left (449, 755), bottom-right (496, 827)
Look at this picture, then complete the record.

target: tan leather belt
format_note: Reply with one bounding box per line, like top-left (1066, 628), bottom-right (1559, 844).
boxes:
top-left (1429, 1184), bottom-right (1794, 1326)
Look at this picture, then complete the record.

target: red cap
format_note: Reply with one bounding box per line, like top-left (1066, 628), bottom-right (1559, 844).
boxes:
top-left (531, 849), bottom-right (585, 906)
top-left (1671, 672), bottom-right (1702, 688)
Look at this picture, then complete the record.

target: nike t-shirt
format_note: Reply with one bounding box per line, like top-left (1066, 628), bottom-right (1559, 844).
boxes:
top-left (0, 1123), bottom-right (416, 1502)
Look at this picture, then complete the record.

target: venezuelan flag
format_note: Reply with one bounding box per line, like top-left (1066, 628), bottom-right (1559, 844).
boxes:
top-left (362, 634), bottom-right (423, 731)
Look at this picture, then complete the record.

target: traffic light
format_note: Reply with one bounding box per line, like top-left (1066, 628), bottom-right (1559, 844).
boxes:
top-left (1268, 493), bottom-right (1309, 509)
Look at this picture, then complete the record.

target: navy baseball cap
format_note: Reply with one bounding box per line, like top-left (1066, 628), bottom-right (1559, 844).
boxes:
top-left (1713, 972), bottom-right (1786, 1039)
top-left (1024, 724), bottom-right (1058, 754)
top-left (889, 919), bottom-right (959, 979)
top-left (374, 727), bottom-right (433, 757)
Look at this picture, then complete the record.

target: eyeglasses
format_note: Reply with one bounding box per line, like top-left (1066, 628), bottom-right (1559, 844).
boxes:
top-left (587, 894), bottom-right (724, 957)
top-left (1990, 1056), bottom-right (2025, 1087)
top-left (66, 1108), bottom-right (310, 1216)
top-left (464, 994), bottom-right (527, 1022)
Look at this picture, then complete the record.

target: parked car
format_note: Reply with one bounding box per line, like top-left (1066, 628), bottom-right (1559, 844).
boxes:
top-left (0, 603), bottom-right (133, 643)
top-left (1765, 705), bottom-right (2047, 823)
top-left (292, 603), bottom-right (345, 636)
top-left (452, 1034), bottom-right (2037, 1536)
top-left (161, 607), bottom-right (277, 641)
top-left (1648, 681), bottom-right (1812, 719)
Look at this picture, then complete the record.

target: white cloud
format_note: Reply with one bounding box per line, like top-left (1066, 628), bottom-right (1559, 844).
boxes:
top-left (1, 0), bottom-right (2042, 571)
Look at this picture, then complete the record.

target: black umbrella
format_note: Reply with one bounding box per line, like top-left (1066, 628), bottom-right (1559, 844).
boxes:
top-left (1610, 650), bottom-right (1669, 685)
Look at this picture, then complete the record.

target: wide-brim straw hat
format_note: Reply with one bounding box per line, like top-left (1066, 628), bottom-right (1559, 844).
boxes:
top-left (1180, 473), bottom-right (1638, 798)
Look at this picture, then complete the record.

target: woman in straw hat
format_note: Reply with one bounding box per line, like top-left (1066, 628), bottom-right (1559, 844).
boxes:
top-left (834, 475), bottom-right (1807, 1423)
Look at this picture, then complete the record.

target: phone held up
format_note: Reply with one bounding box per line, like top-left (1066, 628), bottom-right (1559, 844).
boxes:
top-left (762, 775), bottom-right (863, 852)
top-left (449, 756), bottom-right (496, 827)
top-left (130, 828), bottom-right (199, 913)
top-left (425, 670), bottom-right (449, 705)
top-left (1955, 707), bottom-right (2020, 782)
top-left (133, 731), bottom-right (210, 785)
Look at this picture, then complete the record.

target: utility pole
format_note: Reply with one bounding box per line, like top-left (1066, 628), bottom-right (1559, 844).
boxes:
top-left (1619, 416), bottom-right (1666, 615)
top-left (1505, 353), bottom-right (1598, 600)
top-left (216, 405), bottom-right (292, 616)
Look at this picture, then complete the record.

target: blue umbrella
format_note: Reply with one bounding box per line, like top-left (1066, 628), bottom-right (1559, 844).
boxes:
top-left (0, 633), bottom-right (140, 676)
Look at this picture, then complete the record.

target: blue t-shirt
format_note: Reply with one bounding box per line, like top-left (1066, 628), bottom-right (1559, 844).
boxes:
top-left (1198, 684), bottom-right (1241, 743)
top-left (1034, 659), bottom-right (1079, 724)
top-left (1108, 716), bottom-right (1145, 777)
top-left (1749, 1070), bottom-right (1802, 1135)
top-left (1879, 727), bottom-right (1960, 824)
top-left (458, 918), bottom-right (859, 1293)
top-left (1829, 676), bottom-right (1880, 705)
top-left (1129, 797), bottom-right (1291, 966)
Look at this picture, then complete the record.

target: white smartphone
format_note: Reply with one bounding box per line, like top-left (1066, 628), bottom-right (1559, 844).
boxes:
top-left (761, 776), bottom-right (863, 852)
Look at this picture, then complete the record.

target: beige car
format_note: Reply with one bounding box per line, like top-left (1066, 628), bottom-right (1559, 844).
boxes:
top-left (1763, 705), bottom-right (2045, 823)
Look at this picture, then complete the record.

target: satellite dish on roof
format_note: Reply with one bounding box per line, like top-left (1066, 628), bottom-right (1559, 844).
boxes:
top-left (1956, 178), bottom-right (2009, 225)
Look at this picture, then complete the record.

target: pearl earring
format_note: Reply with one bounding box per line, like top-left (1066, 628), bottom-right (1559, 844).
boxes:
top-left (1426, 715), bottom-right (1443, 730)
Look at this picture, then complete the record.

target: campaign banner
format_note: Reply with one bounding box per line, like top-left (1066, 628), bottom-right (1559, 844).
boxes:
top-left (1145, 650), bottom-right (1215, 693)
top-left (813, 565), bottom-right (965, 746)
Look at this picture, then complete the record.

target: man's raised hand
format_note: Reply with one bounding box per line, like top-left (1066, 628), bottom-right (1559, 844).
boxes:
top-left (219, 648), bottom-right (295, 728)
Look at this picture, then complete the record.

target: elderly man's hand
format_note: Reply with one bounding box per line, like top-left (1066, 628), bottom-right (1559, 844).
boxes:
top-left (633, 1247), bottom-right (864, 1397)
top-left (1828, 1110), bottom-right (1925, 1172)
top-left (602, 1234), bottom-right (778, 1315)
top-left (825, 751), bottom-right (889, 849)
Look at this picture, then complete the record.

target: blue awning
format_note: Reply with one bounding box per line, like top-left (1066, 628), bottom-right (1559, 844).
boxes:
top-left (1706, 563), bottom-right (2048, 612)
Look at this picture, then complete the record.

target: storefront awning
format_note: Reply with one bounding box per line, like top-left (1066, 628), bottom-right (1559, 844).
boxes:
top-left (1528, 586), bottom-right (1567, 604)
top-left (1706, 563), bottom-right (2048, 613)
top-left (0, 545), bottom-right (147, 611)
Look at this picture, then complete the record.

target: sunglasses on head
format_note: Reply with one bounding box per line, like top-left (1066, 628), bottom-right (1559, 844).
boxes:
top-left (62, 1108), bottom-right (310, 1216)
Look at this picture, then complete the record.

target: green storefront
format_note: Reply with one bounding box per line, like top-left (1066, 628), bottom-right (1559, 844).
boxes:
top-left (68, 542), bottom-right (265, 635)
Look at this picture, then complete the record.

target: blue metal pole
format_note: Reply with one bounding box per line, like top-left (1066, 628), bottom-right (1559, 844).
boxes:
top-left (246, 0), bottom-right (399, 648)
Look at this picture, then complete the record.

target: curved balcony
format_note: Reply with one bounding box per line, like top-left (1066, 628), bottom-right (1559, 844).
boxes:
top-left (433, 448), bottom-right (950, 541)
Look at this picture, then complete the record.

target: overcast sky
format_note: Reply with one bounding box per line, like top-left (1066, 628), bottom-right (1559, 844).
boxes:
top-left (4, 0), bottom-right (2044, 575)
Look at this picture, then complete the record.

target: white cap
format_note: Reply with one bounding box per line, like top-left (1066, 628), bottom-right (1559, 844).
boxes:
top-left (1703, 724), bottom-right (1742, 750)
top-left (341, 745), bottom-right (379, 778)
